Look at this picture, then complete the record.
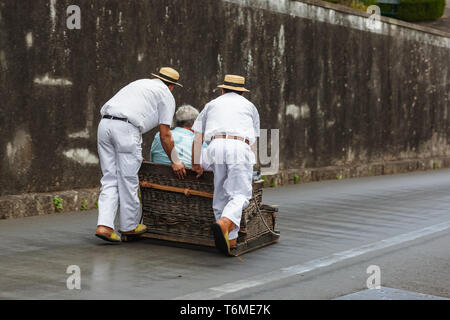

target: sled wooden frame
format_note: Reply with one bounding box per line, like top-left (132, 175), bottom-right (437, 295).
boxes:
top-left (136, 162), bottom-right (280, 256)
top-left (139, 181), bottom-right (214, 198)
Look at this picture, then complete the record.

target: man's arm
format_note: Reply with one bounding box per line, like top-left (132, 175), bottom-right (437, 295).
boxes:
top-left (159, 124), bottom-right (186, 179)
top-left (252, 105), bottom-right (260, 151)
top-left (190, 103), bottom-right (208, 178)
top-left (191, 131), bottom-right (204, 179)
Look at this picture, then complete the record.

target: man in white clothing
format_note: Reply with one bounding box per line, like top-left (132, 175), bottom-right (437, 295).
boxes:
top-left (191, 75), bottom-right (260, 255)
top-left (96, 67), bottom-right (186, 243)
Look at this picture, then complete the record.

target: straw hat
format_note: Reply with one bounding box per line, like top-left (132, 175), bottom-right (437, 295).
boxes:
top-left (217, 74), bottom-right (249, 92)
top-left (152, 67), bottom-right (183, 87)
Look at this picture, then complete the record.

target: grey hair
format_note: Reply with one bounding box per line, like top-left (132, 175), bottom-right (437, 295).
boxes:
top-left (175, 104), bottom-right (199, 127)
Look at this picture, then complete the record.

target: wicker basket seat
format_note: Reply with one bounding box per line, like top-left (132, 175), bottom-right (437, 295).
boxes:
top-left (137, 162), bottom-right (280, 256)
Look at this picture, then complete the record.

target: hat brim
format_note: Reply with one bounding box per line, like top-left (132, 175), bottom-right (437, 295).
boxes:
top-left (217, 84), bottom-right (249, 92)
top-left (152, 73), bottom-right (183, 87)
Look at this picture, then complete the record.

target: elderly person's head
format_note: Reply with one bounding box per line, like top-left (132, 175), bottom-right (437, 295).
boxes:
top-left (175, 105), bottom-right (199, 128)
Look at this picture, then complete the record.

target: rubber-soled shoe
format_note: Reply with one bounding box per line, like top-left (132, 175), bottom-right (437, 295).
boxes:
top-left (211, 223), bottom-right (231, 256)
top-left (119, 223), bottom-right (147, 235)
top-left (95, 231), bottom-right (121, 243)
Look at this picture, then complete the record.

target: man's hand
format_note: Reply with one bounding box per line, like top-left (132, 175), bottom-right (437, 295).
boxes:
top-left (191, 132), bottom-right (205, 179)
top-left (192, 164), bottom-right (204, 179)
top-left (172, 162), bottom-right (186, 179)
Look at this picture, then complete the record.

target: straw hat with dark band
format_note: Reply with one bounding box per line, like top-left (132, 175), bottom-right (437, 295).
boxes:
top-left (152, 67), bottom-right (183, 87)
top-left (218, 74), bottom-right (249, 92)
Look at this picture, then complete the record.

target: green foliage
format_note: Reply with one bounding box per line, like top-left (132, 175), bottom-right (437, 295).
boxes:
top-left (53, 196), bottom-right (63, 212)
top-left (262, 175), bottom-right (269, 187)
top-left (324, 0), bottom-right (377, 11)
top-left (262, 175), bottom-right (276, 188)
top-left (433, 161), bottom-right (439, 169)
top-left (293, 174), bottom-right (300, 184)
top-left (363, 0), bottom-right (379, 6)
top-left (325, 0), bottom-right (445, 21)
top-left (80, 199), bottom-right (88, 211)
top-left (379, 0), bottom-right (446, 21)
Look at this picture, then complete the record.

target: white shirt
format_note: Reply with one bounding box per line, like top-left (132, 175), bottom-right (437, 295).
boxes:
top-left (192, 93), bottom-right (260, 145)
top-left (100, 79), bottom-right (175, 134)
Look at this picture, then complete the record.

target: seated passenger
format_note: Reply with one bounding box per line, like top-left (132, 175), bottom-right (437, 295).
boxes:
top-left (151, 105), bottom-right (204, 168)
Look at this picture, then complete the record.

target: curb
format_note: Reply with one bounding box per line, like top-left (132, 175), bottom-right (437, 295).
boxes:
top-left (260, 157), bottom-right (450, 187)
top-left (0, 188), bottom-right (100, 220)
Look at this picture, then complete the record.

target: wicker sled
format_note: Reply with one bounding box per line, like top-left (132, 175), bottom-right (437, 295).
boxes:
top-left (132, 162), bottom-right (280, 256)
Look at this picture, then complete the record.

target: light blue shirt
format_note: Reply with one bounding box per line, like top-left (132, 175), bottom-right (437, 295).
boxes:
top-left (151, 127), bottom-right (204, 168)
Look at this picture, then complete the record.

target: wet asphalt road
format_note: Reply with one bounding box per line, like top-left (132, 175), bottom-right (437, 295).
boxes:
top-left (1, 169), bottom-right (449, 300)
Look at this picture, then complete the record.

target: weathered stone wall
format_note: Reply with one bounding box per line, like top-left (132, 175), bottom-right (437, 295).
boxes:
top-left (0, 0), bottom-right (449, 199)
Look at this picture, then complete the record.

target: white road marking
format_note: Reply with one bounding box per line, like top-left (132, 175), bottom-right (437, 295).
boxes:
top-left (175, 220), bottom-right (450, 300)
top-left (335, 287), bottom-right (449, 300)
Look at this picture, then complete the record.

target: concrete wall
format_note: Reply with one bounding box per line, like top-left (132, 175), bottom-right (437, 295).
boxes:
top-left (0, 0), bottom-right (449, 198)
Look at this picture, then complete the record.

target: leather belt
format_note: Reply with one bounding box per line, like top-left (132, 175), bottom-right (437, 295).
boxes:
top-left (102, 115), bottom-right (130, 123)
top-left (211, 135), bottom-right (250, 145)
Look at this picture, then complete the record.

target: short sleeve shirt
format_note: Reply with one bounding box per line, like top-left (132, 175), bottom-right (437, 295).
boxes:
top-left (150, 127), bottom-right (208, 168)
top-left (192, 93), bottom-right (260, 145)
top-left (100, 78), bottom-right (175, 134)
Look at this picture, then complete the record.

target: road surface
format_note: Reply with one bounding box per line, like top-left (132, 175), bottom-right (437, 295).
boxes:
top-left (1, 170), bottom-right (450, 299)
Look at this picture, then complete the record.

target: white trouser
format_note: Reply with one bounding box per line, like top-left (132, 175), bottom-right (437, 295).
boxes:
top-left (206, 139), bottom-right (254, 240)
top-left (97, 118), bottom-right (142, 232)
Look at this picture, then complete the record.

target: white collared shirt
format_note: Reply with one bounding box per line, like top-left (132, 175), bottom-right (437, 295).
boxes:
top-left (192, 92), bottom-right (260, 145)
top-left (100, 78), bottom-right (175, 134)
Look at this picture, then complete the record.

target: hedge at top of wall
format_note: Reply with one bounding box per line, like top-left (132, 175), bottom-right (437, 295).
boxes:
top-left (379, 0), bottom-right (446, 22)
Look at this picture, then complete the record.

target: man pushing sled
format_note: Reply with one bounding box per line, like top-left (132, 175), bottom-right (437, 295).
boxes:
top-left (95, 67), bottom-right (185, 242)
top-left (191, 74), bottom-right (260, 255)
